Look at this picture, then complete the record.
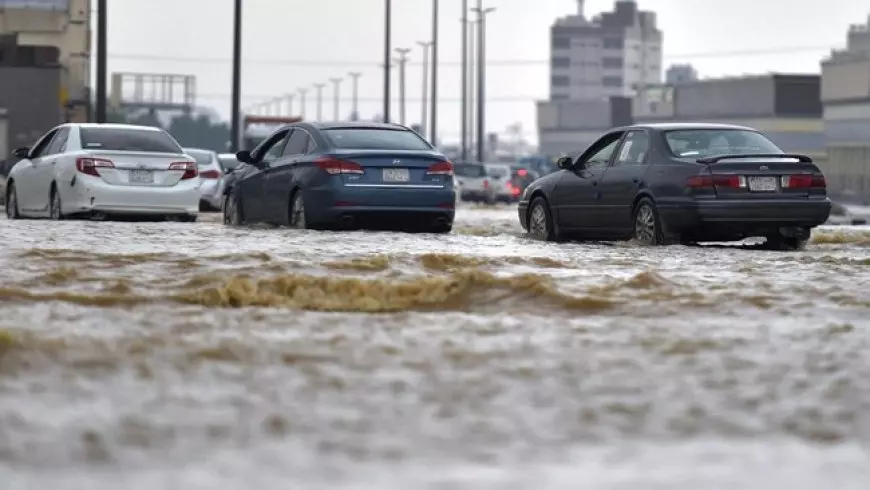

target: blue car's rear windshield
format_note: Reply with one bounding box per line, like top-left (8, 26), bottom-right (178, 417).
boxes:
top-left (324, 128), bottom-right (432, 151)
top-left (664, 129), bottom-right (783, 158)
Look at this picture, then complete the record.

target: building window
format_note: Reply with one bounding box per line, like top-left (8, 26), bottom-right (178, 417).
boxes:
top-left (602, 38), bottom-right (624, 49)
top-left (602, 57), bottom-right (623, 68)
top-left (602, 76), bottom-right (623, 87)
top-left (551, 57), bottom-right (570, 68)
top-left (552, 37), bottom-right (570, 49)
top-left (551, 75), bottom-right (570, 86)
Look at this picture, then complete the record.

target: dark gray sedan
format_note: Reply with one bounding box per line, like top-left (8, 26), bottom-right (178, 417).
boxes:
top-left (518, 123), bottom-right (832, 250)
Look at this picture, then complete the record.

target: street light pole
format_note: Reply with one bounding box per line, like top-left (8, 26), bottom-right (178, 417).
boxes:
top-left (298, 88), bottom-right (308, 118)
top-left (394, 48), bottom-right (411, 125)
top-left (383, 0), bottom-right (392, 122)
top-left (95, 0), bottom-right (107, 123)
top-left (285, 93), bottom-right (295, 116)
top-left (348, 72), bottom-right (362, 121)
top-left (330, 77), bottom-right (343, 120)
top-left (430, 0), bottom-right (439, 144)
top-left (314, 83), bottom-right (326, 120)
top-left (467, 18), bottom-right (477, 158)
top-left (229, 0), bottom-right (242, 150)
top-left (460, 0), bottom-right (468, 160)
top-left (472, 3), bottom-right (495, 163)
top-left (417, 41), bottom-right (433, 136)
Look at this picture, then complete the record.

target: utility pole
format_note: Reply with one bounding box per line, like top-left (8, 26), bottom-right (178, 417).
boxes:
top-left (229, 0), bottom-right (242, 150)
top-left (383, 0), bottom-right (392, 122)
top-left (417, 41), bottom-right (433, 137)
top-left (314, 83), bottom-right (326, 120)
top-left (298, 88), bottom-right (308, 118)
top-left (348, 72), bottom-right (362, 121)
top-left (472, 3), bottom-right (495, 163)
top-left (467, 18), bottom-right (477, 159)
top-left (460, 0), bottom-right (468, 160)
top-left (394, 48), bottom-right (411, 125)
top-left (430, 0), bottom-right (439, 144)
top-left (285, 93), bottom-right (295, 116)
top-left (95, 0), bottom-right (107, 123)
top-left (329, 77), bottom-right (343, 120)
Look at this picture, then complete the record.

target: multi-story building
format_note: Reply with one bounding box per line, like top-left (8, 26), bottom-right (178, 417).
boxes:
top-left (0, 0), bottom-right (90, 122)
top-left (821, 14), bottom-right (870, 198)
top-left (538, 0), bottom-right (662, 156)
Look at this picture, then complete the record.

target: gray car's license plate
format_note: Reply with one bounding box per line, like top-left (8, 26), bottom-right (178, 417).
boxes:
top-left (748, 176), bottom-right (776, 191)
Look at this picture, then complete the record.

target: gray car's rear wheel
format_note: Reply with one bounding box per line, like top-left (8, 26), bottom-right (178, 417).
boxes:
top-left (5, 182), bottom-right (20, 219)
top-left (527, 196), bottom-right (556, 241)
top-left (223, 192), bottom-right (242, 226)
top-left (633, 198), bottom-right (663, 245)
top-left (289, 191), bottom-right (307, 229)
top-left (764, 231), bottom-right (810, 251)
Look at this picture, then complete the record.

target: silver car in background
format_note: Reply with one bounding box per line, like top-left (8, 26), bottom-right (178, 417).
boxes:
top-left (184, 148), bottom-right (224, 211)
top-left (484, 163), bottom-right (515, 203)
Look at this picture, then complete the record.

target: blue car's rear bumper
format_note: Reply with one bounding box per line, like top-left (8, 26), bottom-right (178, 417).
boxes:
top-left (304, 183), bottom-right (455, 229)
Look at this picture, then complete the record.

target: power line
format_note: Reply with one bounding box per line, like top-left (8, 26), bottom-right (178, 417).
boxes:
top-left (108, 45), bottom-right (833, 67)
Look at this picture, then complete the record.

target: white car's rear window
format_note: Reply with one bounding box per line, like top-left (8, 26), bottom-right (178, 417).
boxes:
top-left (80, 128), bottom-right (182, 153)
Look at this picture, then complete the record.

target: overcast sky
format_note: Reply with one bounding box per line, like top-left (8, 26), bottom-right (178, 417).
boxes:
top-left (101, 0), bottom-right (869, 143)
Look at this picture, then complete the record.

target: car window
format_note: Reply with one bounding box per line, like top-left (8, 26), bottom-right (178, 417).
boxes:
top-left (282, 129), bottom-right (310, 156)
top-left (80, 128), bottom-right (183, 153)
top-left (664, 129), bottom-right (783, 158)
top-left (613, 130), bottom-right (650, 165)
top-left (258, 130), bottom-right (290, 162)
top-left (185, 150), bottom-right (215, 167)
top-left (324, 128), bottom-right (432, 150)
top-left (584, 139), bottom-right (620, 169)
top-left (454, 163), bottom-right (486, 178)
top-left (29, 129), bottom-right (60, 158)
top-left (45, 127), bottom-right (70, 155)
top-left (486, 165), bottom-right (510, 178)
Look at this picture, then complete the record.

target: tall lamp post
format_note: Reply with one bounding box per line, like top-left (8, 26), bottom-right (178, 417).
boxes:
top-left (460, 0), bottom-right (468, 160)
top-left (298, 87), bottom-right (308, 118)
top-left (394, 48), bottom-right (411, 125)
top-left (285, 93), bottom-right (296, 116)
top-left (348, 72), bottom-right (362, 121)
top-left (429, 0), bottom-right (439, 144)
top-left (314, 83), bottom-right (326, 120)
top-left (229, 0), bottom-right (242, 150)
top-left (471, 2), bottom-right (495, 163)
top-left (383, 0), bottom-right (392, 122)
top-left (417, 41), bottom-right (433, 136)
top-left (330, 77), bottom-right (343, 120)
top-left (95, 0), bottom-right (107, 123)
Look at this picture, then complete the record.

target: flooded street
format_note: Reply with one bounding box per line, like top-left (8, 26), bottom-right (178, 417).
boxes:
top-left (1, 205), bottom-right (869, 489)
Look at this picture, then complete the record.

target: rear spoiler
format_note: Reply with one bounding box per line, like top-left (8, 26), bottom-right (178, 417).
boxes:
top-left (696, 153), bottom-right (813, 164)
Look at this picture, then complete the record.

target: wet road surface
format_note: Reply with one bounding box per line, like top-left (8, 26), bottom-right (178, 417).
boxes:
top-left (1, 206), bottom-right (869, 489)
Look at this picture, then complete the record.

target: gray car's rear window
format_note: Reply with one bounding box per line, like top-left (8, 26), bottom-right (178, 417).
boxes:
top-left (80, 128), bottom-right (182, 153)
top-left (324, 128), bottom-right (432, 150)
top-left (664, 129), bottom-right (783, 157)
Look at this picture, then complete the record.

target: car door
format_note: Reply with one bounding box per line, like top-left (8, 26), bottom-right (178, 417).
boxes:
top-left (596, 130), bottom-right (652, 232)
top-left (264, 127), bottom-right (316, 223)
top-left (551, 131), bottom-right (624, 232)
top-left (239, 129), bottom-right (290, 223)
top-left (15, 127), bottom-right (60, 212)
top-left (32, 127), bottom-right (71, 212)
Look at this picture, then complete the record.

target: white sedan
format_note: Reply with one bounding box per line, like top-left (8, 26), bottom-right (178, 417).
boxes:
top-left (4, 123), bottom-right (200, 221)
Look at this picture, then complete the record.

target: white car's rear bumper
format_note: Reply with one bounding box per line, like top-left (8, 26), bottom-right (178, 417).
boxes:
top-left (61, 174), bottom-right (200, 215)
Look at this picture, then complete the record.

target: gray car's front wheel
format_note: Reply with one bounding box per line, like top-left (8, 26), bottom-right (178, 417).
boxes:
top-left (527, 197), bottom-right (556, 241)
top-left (223, 192), bottom-right (242, 226)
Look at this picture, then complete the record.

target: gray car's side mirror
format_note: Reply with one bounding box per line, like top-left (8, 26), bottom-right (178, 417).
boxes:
top-left (555, 156), bottom-right (574, 170)
top-left (235, 150), bottom-right (252, 163)
top-left (12, 147), bottom-right (30, 159)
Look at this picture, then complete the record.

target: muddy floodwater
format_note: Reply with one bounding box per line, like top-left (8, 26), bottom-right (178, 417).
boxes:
top-left (1, 206), bottom-right (869, 489)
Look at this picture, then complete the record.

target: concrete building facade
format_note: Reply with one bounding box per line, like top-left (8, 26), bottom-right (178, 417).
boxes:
top-left (632, 74), bottom-right (825, 155)
top-left (821, 15), bottom-right (870, 199)
top-left (538, 0), bottom-right (661, 156)
top-left (0, 65), bottom-right (62, 152)
top-left (0, 0), bottom-right (90, 122)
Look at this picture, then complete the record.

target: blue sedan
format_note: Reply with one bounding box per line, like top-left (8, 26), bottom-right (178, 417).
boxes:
top-left (222, 122), bottom-right (456, 233)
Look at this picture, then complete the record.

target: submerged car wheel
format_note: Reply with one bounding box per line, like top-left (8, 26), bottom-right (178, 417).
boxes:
top-left (764, 229), bottom-right (810, 251)
top-left (633, 198), bottom-right (662, 245)
top-left (49, 188), bottom-right (63, 220)
top-left (527, 197), bottom-right (555, 241)
top-left (289, 191), bottom-right (307, 229)
top-left (223, 192), bottom-right (242, 226)
top-left (5, 183), bottom-right (20, 219)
